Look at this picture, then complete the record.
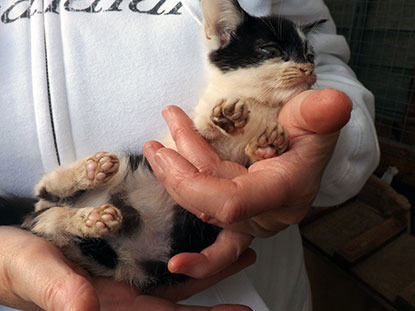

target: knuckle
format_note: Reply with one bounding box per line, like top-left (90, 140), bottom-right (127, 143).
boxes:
top-left (44, 273), bottom-right (92, 311)
top-left (197, 165), bottom-right (217, 177)
top-left (171, 125), bottom-right (187, 142)
top-left (43, 279), bottom-right (63, 310)
top-left (219, 198), bottom-right (245, 224)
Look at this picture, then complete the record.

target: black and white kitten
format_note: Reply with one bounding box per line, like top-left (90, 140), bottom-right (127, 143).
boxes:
top-left (17, 0), bottom-right (324, 291)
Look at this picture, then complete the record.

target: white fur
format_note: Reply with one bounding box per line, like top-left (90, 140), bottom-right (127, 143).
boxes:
top-left (81, 157), bottom-right (177, 287)
top-left (190, 56), bottom-right (313, 164)
top-left (201, 0), bottom-right (244, 49)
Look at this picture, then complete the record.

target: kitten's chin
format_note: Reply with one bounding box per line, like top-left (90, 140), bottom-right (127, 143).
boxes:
top-left (270, 83), bottom-right (313, 105)
top-left (284, 74), bottom-right (316, 89)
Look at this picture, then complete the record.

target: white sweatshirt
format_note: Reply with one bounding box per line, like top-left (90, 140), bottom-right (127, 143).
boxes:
top-left (0, 0), bottom-right (379, 310)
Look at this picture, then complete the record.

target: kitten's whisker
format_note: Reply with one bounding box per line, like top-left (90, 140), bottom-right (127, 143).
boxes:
top-left (275, 0), bottom-right (282, 35)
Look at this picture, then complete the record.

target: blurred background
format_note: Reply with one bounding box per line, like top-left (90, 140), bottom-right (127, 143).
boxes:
top-left (301, 1), bottom-right (415, 310)
top-left (327, 0), bottom-right (415, 208)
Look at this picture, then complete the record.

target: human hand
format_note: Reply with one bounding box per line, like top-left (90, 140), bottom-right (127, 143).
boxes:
top-left (0, 226), bottom-right (255, 311)
top-left (143, 89), bottom-right (352, 278)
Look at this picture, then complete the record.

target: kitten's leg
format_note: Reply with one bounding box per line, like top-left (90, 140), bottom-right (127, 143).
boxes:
top-left (245, 123), bottom-right (290, 162)
top-left (23, 203), bottom-right (123, 242)
top-left (35, 152), bottom-right (121, 208)
top-left (211, 98), bottom-right (250, 135)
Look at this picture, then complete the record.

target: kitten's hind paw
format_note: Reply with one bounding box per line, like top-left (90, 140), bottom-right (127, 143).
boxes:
top-left (245, 123), bottom-right (289, 162)
top-left (81, 204), bottom-right (123, 237)
top-left (86, 152), bottom-right (120, 184)
top-left (211, 98), bottom-right (250, 135)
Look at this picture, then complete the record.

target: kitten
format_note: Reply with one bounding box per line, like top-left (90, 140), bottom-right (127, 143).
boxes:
top-left (19, 0), bottom-right (324, 291)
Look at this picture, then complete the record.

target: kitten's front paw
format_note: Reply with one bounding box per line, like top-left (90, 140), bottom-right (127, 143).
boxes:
top-left (211, 98), bottom-right (250, 135)
top-left (81, 204), bottom-right (122, 237)
top-left (245, 123), bottom-right (289, 161)
top-left (86, 152), bottom-right (120, 185)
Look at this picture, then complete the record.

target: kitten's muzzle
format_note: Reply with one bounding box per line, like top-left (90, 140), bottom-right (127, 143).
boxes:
top-left (299, 64), bottom-right (316, 86)
top-left (299, 64), bottom-right (314, 77)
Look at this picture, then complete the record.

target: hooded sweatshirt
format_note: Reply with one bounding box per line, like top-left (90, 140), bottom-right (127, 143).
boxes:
top-left (0, 0), bottom-right (379, 310)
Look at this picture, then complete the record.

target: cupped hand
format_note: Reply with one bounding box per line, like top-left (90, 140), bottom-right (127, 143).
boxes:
top-left (0, 226), bottom-right (255, 311)
top-left (143, 89), bottom-right (352, 278)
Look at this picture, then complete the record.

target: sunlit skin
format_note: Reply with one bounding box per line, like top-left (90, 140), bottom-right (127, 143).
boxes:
top-left (143, 88), bottom-right (352, 278)
top-left (0, 89), bottom-right (351, 310)
top-left (0, 226), bottom-right (255, 311)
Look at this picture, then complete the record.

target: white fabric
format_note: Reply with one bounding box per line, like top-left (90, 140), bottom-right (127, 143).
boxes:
top-left (0, 0), bottom-right (379, 310)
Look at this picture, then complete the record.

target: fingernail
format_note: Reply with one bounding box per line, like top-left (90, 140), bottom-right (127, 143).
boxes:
top-left (169, 255), bottom-right (202, 275)
top-left (143, 143), bottom-right (166, 178)
top-left (168, 259), bottom-right (180, 273)
top-left (162, 106), bottom-right (174, 123)
top-left (144, 141), bottom-right (163, 160)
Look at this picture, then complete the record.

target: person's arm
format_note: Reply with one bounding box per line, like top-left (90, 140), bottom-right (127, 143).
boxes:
top-left (0, 226), bottom-right (254, 311)
top-left (273, 0), bottom-right (380, 205)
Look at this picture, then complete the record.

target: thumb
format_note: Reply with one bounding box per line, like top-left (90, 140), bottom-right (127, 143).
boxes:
top-left (2, 228), bottom-right (99, 311)
top-left (280, 88), bottom-right (352, 136)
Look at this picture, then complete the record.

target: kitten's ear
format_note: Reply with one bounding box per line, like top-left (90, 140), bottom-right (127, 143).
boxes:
top-left (201, 0), bottom-right (245, 48)
top-left (301, 19), bottom-right (328, 34)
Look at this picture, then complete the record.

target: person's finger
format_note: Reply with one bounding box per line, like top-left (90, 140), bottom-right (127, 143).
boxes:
top-left (136, 298), bottom-right (252, 311)
top-left (94, 275), bottom-right (252, 311)
top-left (144, 142), bottom-right (212, 218)
top-left (160, 106), bottom-right (248, 180)
top-left (144, 142), bottom-right (291, 225)
top-left (160, 248), bottom-right (256, 301)
top-left (1, 227), bottom-right (99, 311)
top-left (279, 89), bottom-right (352, 137)
top-left (168, 231), bottom-right (254, 279)
top-left (162, 105), bottom-right (223, 173)
top-left (144, 142), bottom-right (254, 223)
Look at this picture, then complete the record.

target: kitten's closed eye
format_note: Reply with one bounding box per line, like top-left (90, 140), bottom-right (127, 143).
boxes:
top-left (255, 42), bottom-right (282, 60)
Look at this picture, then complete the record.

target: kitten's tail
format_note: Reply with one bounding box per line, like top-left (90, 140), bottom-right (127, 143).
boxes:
top-left (0, 196), bottom-right (36, 225)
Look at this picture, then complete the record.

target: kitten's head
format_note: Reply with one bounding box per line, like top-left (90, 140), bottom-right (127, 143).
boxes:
top-left (202, 0), bottom-right (326, 104)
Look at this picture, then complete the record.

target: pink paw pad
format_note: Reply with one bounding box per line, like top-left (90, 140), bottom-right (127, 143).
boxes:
top-left (85, 152), bottom-right (120, 182)
top-left (85, 204), bottom-right (122, 234)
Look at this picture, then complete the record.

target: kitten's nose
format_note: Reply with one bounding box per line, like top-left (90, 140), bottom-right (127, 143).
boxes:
top-left (299, 64), bottom-right (314, 76)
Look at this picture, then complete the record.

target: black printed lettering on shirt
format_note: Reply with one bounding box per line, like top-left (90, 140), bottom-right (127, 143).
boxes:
top-left (1, 0), bottom-right (183, 23)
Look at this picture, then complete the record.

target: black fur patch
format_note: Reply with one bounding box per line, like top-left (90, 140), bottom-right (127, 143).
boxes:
top-left (210, 15), bottom-right (310, 72)
top-left (0, 196), bottom-right (36, 225)
top-left (140, 206), bottom-right (220, 292)
top-left (76, 237), bottom-right (118, 269)
top-left (37, 187), bottom-right (60, 203)
top-left (110, 192), bottom-right (141, 236)
top-left (37, 187), bottom-right (86, 205)
top-left (128, 153), bottom-right (152, 172)
top-left (140, 260), bottom-right (188, 293)
top-left (170, 206), bottom-right (221, 255)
